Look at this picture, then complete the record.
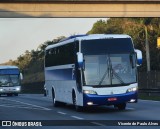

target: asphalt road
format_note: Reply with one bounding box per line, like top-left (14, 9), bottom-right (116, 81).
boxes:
top-left (0, 94), bottom-right (160, 129)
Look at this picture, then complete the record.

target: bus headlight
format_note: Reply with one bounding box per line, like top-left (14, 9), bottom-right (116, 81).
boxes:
top-left (16, 87), bottom-right (20, 91)
top-left (127, 87), bottom-right (138, 93)
top-left (0, 88), bottom-right (3, 92)
top-left (83, 90), bottom-right (97, 94)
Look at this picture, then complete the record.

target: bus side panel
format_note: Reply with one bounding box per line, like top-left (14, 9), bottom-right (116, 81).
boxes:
top-left (45, 81), bottom-right (83, 106)
top-left (52, 80), bottom-right (76, 104)
top-left (45, 65), bottom-right (83, 106)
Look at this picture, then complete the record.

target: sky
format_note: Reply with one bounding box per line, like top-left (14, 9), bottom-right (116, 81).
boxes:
top-left (0, 18), bottom-right (107, 64)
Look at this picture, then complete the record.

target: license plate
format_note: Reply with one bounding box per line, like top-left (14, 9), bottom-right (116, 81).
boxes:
top-left (108, 98), bottom-right (117, 101)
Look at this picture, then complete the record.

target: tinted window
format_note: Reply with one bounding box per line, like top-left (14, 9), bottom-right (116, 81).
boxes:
top-left (81, 38), bottom-right (134, 55)
top-left (45, 41), bottom-right (79, 67)
top-left (0, 69), bottom-right (19, 75)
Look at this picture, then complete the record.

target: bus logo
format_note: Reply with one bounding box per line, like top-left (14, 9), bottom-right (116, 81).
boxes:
top-left (110, 91), bottom-right (113, 95)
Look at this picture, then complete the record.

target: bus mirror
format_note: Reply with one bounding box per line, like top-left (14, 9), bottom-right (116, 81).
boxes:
top-left (135, 49), bottom-right (142, 66)
top-left (77, 52), bottom-right (83, 68)
top-left (20, 73), bottom-right (23, 80)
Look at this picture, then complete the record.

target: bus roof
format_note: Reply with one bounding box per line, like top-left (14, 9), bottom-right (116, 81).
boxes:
top-left (46, 34), bottom-right (131, 50)
top-left (0, 65), bottom-right (19, 70)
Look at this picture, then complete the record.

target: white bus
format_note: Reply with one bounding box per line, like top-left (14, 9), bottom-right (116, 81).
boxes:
top-left (44, 34), bottom-right (142, 111)
top-left (0, 65), bottom-right (23, 96)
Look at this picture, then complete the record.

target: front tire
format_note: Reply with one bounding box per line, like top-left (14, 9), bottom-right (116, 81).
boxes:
top-left (14, 93), bottom-right (18, 96)
top-left (7, 93), bottom-right (12, 96)
top-left (52, 89), bottom-right (60, 107)
top-left (72, 92), bottom-right (82, 112)
top-left (115, 103), bottom-right (126, 110)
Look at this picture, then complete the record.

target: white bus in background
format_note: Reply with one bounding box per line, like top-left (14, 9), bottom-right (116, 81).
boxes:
top-left (44, 34), bottom-right (142, 111)
top-left (0, 65), bottom-right (23, 96)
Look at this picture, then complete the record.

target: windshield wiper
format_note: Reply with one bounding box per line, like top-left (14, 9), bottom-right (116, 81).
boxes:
top-left (96, 55), bottom-right (126, 86)
top-left (98, 56), bottom-right (110, 85)
top-left (111, 68), bottom-right (125, 85)
top-left (108, 55), bottom-right (125, 85)
top-left (98, 67), bottom-right (109, 85)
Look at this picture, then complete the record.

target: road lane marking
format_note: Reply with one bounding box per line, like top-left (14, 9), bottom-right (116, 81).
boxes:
top-left (126, 107), bottom-right (135, 110)
top-left (0, 104), bottom-right (50, 110)
top-left (71, 116), bottom-right (84, 120)
top-left (58, 111), bottom-right (67, 115)
top-left (0, 98), bottom-right (51, 111)
top-left (140, 99), bottom-right (160, 103)
top-left (91, 122), bottom-right (105, 126)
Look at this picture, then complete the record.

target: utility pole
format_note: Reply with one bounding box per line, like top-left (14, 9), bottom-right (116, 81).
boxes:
top-left (144, 25), bottom-right (150, 72)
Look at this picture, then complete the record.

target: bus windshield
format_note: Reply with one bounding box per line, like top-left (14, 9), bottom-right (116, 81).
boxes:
top-left (81, 38), bottom-right (137, 87)
top-left (83, 54), bottom-right (137, 86)
top-left (0, 75), bottom-right (20, 86)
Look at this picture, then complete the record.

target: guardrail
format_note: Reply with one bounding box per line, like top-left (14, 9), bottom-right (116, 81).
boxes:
top-left (21, 79), bottom-right (160, 95)
top-left (139, 88), bottom-right (160, 94)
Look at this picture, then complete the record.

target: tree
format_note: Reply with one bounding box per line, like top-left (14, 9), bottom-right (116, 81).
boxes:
top-left (87, 19), bottom-right (108, 34)
top-left (129, 18), bottom-right (153, 72)
top-left (88, 18), bottom-right (160, 71)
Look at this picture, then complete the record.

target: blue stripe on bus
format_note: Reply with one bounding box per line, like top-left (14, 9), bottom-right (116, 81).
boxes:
top-left (83, 91), bottom-right (138, 106)
top-left (45, 68), bottom-right (75, 80)
top-left (0, 69), bottom-right (20, 75)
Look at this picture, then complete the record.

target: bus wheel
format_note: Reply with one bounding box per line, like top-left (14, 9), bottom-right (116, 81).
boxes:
top-left (52, 89), bottom-right (59, 107)
top-left (115, 103), bottom-right (126, 110)
top-left (14, 93), bottom-right (18, 96)
top-left (72, 92), bottom-right (82, 112)
top-left (7, 93), bottom-right (12, 97)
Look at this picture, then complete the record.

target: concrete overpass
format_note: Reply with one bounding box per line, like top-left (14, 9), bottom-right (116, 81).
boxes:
top-left (0, 0), bottom-right (160, 17)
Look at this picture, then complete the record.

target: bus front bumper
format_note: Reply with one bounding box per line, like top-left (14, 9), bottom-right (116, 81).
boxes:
top-left (83, 91), bottom-right (138, 106)
top-left (0, 86), bottom-right (21, 94)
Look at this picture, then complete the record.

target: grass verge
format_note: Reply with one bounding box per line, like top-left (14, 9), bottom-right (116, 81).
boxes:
top-left (139, 93), bottom-right (160, 101)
